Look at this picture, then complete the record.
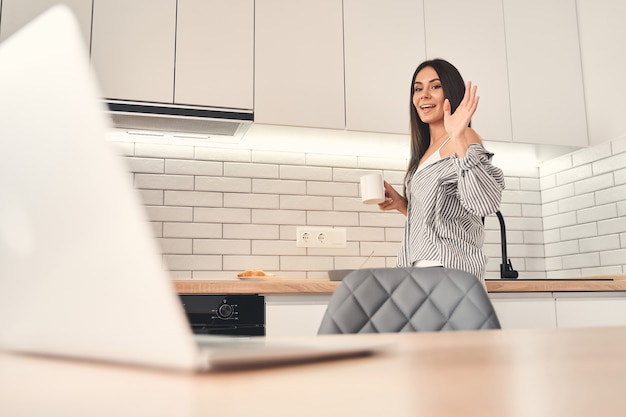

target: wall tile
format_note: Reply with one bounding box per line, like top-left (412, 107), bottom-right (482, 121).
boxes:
top-left (253, 178), bottom-right (306, 195)
top-left (165, 159), bottom-right (222, 175)
top-left (195, 177), bottom-right (251, 193)
top-left (135, 173), bottom-right (194, 190)
top-left (225, 162), bottom-right (279, 179)
top-left (306, 153), bottom-right (358, 168)
top-left (280, 165), bottom-right (332, 181)
top-left (164, 190), bottom-right (222, 207)
top-left (194, 207), bottom-right (251, 223)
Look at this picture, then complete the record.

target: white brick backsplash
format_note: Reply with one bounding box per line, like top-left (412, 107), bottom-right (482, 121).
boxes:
top-left (165, 159), bottom-right (222, 176)
top-left (224, 193), bottom-right (279, 209)
top-left (501, 190), bottom-right (542, 205)
top-left (543, 212), bottom-right (577, 230)
top-left (560, 223), bottom-right (598, 241)
top-left (358, 156), bottom-right (407, 170)
top-left (223, 224), bottom-right (279, 240)
top-left (224, 162), bottom-right (279, 179)
top-left (138, 189), bottom-right (164, 205)
top-left (164, 254), bottom-right (222, 270)
top-left (195, 177), bottom-right (251, 193)
top-left (600, 249), bottom-right (626, 266)
top-left (541, 183), bottom-right (575, 204)
top-left (252, 179), bottom-right (306, 195)
top-left (562, 252), bottom-right (600, 269)
top-left (135, 173), bottom-right (194, 190)
top-left (577, 204), bottom-right (618, 224)
top-left (545, 240), bottom-right (580, 257)
top-left (125, 157), bottom-right (164, 173)
top-left (579, 235), bottom-right (621, 254)
top-left (596, 184), bottom-right (626, 205)
top-left (135, 143), bottom-right (193, 159)
top-left (540, 154), bottom-right (572, 176)
top-left (280, 256), bottom-right (334, 271)
top-left (556, 164), bottom-right (593, 185)
top-left (572, 141), bottom-right (612, 166)
top-left (280, 195), bottom-right (332, 211)
top-left (252, 209), bottom-right (306, 225)
top-left (306, 153), bottom-right (358, 168)
top-left (346, 227), bottom-right (386, 242)
top-left (157, 238), bottom-right (192, 254)
top-left (252, 240), bottom-right (306, 256)
top-left (145, 206), bottom-right (193, 222)
top-left (110, 134), bottom-right (625, 279)
top-left (598, 217), bottom-right (626, 235)
top-left (163, 222), bottom-right (221, 238)
top-left (593, 152), bottom-right (626, 176)
top-left (194, 239), bottom-right (251, 255)
top-left (280, 165), bottom-right (332, 181)
top-left (307, 181), bottom-right (358, 197)
top-left (251, 150), bottom-right (305, 165)
top-left (194, 207), bottom-right (251, 223)
top-left (195, 147), bottom-right (251, 162)
top-left (164, 190), bottom-right (222, 207)
top-left (558, 193), bottom-right (596, 213)
top-left (574, 172), bottom-right (614, 194)
top-left (359, 212), bottom-right (406, 228)
top-left (616, 168), bottom-right (626, 185)
top-left (307, 211), bottom-right (359, 226)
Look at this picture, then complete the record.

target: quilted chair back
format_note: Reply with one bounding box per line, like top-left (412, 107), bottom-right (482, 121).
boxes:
top-left (318, 267), bottom-right (500, 334)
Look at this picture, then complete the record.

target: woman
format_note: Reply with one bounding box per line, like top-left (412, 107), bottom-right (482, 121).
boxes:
top-left (379, 58), bottom-right (504, 282)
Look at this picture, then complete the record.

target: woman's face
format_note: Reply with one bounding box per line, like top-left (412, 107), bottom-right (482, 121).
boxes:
top-left (413, 66), bottom-right (445, 125)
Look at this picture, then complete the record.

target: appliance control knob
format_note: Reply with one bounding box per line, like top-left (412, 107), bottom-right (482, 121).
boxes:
top-left (217, 303), bottom-right (233, 319)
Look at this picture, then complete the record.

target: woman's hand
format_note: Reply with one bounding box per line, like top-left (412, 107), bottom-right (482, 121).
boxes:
top-left (378, 181), bottom-right (407, 216)
top-left (444, 81), bottom-right (479, 153)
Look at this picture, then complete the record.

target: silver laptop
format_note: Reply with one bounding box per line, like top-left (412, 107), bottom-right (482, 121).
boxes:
top-left (0, 5), bottom-right (377, 372)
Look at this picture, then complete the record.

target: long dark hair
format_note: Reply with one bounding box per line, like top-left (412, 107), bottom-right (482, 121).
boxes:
top-left (404, 59), bottom-right (467, 195)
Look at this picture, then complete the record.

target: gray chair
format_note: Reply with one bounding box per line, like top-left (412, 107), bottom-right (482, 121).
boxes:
top-left (318, 267), bottom-right (500, 334)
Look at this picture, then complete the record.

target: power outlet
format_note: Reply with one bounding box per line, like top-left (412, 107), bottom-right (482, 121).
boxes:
top-left (296, 227), bottom-right (347, 248)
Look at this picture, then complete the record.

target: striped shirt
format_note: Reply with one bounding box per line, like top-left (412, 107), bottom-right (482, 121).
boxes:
top-left (396, 143), bottom-right (505, 282)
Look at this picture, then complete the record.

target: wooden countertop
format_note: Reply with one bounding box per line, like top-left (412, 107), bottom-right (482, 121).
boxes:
top-left (174, 275), bottom-right (626, 294)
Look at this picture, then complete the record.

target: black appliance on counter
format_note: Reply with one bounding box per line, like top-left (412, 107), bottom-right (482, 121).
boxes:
top-left (178, 294), bottom-right (265, 336)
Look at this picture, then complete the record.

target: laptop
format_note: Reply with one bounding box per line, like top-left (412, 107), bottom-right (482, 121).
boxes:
top-left (0, 5), bottom-right (378, 372)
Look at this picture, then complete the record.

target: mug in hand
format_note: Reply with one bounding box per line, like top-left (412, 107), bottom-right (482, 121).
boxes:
top-left (360, 173), bottom-right (385, 204)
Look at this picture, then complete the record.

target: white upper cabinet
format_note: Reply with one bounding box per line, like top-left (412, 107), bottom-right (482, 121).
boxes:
top-left (174, 0), bottom-right (253, 110)
top-left (0, 0), bottom-right (92, 46)
top-left (343, 0), bottom-right (426, 135)
top-left (254, 0), bottom-right (345, 129)
top-left (91, 0), bottom-right (177, 104)
top-left (503, 0), bottom-right (588, 147)
top-left (423, 0), bottom-right (512, 143)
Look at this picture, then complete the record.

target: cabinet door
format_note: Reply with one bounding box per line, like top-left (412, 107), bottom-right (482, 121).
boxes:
top-left (175, 0), bottom-right (254, 110)
top-left (0, 0), bottom-right (92, 45)
top-left (423, 0), bottom-right (512, 143)
top-left (503, 0), bottom-right (588, 147)
top-left (90, 0), bottom-right (177, 103)
top-left (254, 0), bottom-right (345, 129)
top-left (343, 0), bottom-right (425, 135)
top-left (264, 295), bottom-right (331, 338)
top-left (556, 296), bottom-right (626, 328)
top-left (490, 296), bottom-right (557, 329)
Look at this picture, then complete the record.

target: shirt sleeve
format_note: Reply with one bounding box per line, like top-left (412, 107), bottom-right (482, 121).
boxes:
top-left (451, 143), bottom-right (505, 216)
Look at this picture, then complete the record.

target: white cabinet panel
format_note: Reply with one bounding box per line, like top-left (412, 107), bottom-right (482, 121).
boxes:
top-left (0, 0), bottom-right (92, 45)
top-left (503, 0), bottom-right (587, 147)
top-left (576, 0), bottom-right (626, 146)
top-left (254, 0), bottom-right (345, 129)
top-left (556, 295), bottom-right (626, 328)
top-left (91, 0), bottom-right (177, 103)
top-left (343, 0), bottom-right (426, 135)
top-left (491, 296), bottom-right (557, 329)
top-left (175, 0), bottom-right (253, 110)
top-left (265, 295), bottom-right (330, 338)
top-left (423, 0), bottom-right (512, 143)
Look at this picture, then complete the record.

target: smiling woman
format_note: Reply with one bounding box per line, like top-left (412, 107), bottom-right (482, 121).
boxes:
top-left (377, 58), bottom-right (505, 283)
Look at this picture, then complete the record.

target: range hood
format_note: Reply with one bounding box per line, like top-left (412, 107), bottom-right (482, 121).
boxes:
top-left (104, 100), bottom-right (253, 143)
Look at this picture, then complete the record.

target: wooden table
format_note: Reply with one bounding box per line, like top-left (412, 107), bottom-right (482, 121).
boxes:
top-left (3, 326), bottom-right (626, 416)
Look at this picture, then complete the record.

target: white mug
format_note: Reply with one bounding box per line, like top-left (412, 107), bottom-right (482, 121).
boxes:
top-left (360, 173), bottom-right (385, 204)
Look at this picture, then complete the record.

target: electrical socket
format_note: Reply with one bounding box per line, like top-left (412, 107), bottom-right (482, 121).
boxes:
top-left (296, 227), bottom-right (346, 248)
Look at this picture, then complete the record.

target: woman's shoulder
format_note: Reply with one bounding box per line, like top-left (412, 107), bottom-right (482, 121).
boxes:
top-left (466, 127), bottom-right (482, 145)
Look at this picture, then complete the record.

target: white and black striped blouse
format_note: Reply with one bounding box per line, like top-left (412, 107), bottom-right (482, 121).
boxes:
top-left (396, 143), bottom-right (505, 282)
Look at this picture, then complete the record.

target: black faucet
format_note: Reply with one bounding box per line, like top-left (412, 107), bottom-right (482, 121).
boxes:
top-left (495, 211), bottom-right (519, 279)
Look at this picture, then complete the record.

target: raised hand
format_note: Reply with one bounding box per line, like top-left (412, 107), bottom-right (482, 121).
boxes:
top-left (443, 81), bottom-right (479, 144)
